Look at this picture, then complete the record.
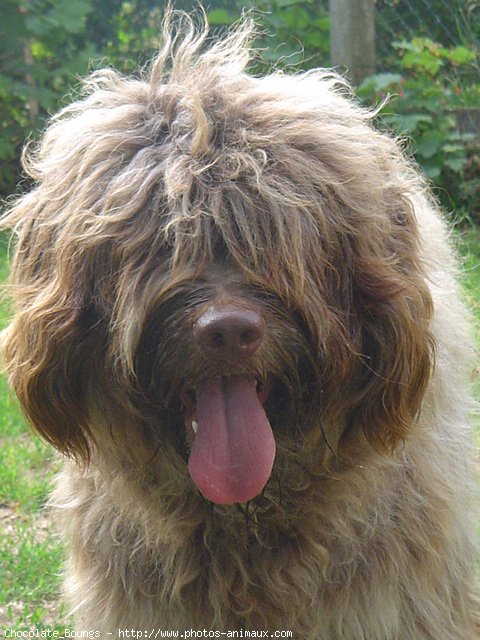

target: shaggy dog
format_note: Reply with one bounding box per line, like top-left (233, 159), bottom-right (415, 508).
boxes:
top-left (1, 13), bottom-right (479, 640)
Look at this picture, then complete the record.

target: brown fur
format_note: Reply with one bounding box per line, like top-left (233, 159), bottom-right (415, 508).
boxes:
top-left (1, 12), bottom-right (479, 639)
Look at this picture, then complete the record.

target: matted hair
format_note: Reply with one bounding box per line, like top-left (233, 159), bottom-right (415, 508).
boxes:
top-left (2, 12), bottom-right (434, 460)
top-left (1, 10), bottom-right (477, 637)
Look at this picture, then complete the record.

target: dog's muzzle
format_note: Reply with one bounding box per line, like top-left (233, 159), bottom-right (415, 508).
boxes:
top-left (182, 304), bottom-right (276, 505)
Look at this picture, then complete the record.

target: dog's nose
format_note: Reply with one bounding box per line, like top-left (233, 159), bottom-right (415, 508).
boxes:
top-left (194, 306), bottom-right (265, 359)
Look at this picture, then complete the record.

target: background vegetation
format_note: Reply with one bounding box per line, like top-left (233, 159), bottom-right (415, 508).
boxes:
top-left (1, 0), bottom-right (479, 215)
top-left (0, 0), bottom-right (479, 632)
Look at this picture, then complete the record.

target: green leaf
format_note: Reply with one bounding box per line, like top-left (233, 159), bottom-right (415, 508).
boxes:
top-left (11, 80), bottom-right (32, 100)
top-left (359, 73), bottom-right (402, 93)
top-left (395, 113), bottom-right (433, 133)
top-left (416, 135), bottom-right (441, 159)
top-left (449, 132), bottom-right (476, 142)
top-left (442, 143), bottom-right (466, 153)
top-left (30, 40), bottom-right (50, 61)
top-left (25, 14), bottom-right (54, 37)
top-left (444, 156), bottom-right (467, 172)
top-left (0, 140), bottom-right (15, 159)
top-left (36, 87), bottom-right (57, 110)
top-left (207, 9), bottom-right (234, 26)
top-left (49, 0), bottom-right (93, 34)
top-left (281, 7), bottom-right (310, 29)
top-left (402, 50), bottom-right (443, 75)
top-left (449, 46), bottom-right (476, 65)
top-left (61, 42), bottom-right (98, 77)
top-left (392, 40), bottom-right (418, 52)
top-left (422, 163), bottom-right (441, 179)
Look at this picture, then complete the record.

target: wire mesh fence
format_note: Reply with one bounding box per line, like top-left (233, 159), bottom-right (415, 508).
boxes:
top-left (375, 0), bottom-right (479, 66)
top-left (286, 1), bottom-right (478, 75)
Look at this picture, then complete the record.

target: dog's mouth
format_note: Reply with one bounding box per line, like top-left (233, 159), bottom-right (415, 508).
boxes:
top-left (180, 374), bottom-right (276, 505)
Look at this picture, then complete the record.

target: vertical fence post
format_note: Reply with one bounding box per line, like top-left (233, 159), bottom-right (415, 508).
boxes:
top-left (329, 0), bottom-right (376, 85)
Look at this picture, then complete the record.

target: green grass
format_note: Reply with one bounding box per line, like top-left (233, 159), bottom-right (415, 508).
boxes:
top-left (0, 228), bottom-right (479, 632)
top-left (459, 225), bottom-right (480, 301)
top-left (461, 230), bottom-right (480, 329)
top-left (0, 523), bottom-right (64, 603)
top-left (457, 227), bottom-right (480, 433)
top-left (458, 227), bottom-right (480, 588)
top-left (0, 234), bottom-right (65, 631)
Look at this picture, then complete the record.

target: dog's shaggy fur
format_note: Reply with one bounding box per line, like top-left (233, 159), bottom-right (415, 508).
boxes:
top-left (1, 13), bottom-right (479, 639)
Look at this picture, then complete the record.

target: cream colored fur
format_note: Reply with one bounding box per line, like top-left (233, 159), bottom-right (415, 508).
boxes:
top-left (1, 12), bottom-right (479, 639)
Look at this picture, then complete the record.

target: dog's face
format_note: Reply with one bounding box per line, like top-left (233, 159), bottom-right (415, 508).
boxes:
top-left (132, 260), bottom-right (322, 504)
top-left (2, 21), bottom-right (435, 506)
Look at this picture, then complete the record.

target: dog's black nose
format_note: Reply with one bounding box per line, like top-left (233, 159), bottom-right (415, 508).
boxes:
top-left (194, 306), bottom-right (265, 359)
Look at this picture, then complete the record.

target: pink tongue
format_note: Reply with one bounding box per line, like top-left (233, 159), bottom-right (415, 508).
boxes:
top-left (188, 376), bottom-right (276, 504)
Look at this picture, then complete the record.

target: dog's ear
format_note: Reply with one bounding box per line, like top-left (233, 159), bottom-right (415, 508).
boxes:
top-left (348, 261), bottom-right (435, 452)
top-left (2, 243), bottom-right (96, 461)
top-left (334, 197), bottom-right (436, 454)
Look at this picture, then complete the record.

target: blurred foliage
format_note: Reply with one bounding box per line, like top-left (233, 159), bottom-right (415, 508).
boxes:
top-left (375, 0), bottom-right (480, 60)
top-left (0, 0), bottom-right (96, 193)
top-left (0, 0), bottom-right (329, 196)
top-left (359, 37), bottom-right (480, 220)
top-left (207, 0), bottom-right (329, 70)
top-left (0, 0), bottom-right (478, 221)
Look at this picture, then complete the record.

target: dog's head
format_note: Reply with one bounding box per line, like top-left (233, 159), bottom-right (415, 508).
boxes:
top-left (1, 13), bottom-right (434, 505)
